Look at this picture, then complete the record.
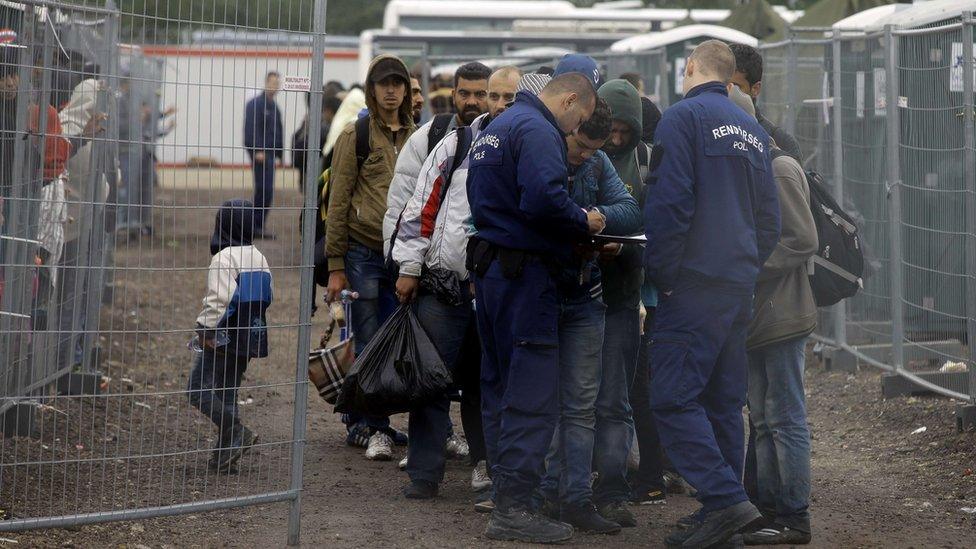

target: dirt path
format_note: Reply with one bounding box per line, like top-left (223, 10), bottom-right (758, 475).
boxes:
top-left (3, 178), bottom-right (975, 547)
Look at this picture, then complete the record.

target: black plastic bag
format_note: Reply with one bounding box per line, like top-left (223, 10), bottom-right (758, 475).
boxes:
top-left (334, 304), bottom-right (452, 417)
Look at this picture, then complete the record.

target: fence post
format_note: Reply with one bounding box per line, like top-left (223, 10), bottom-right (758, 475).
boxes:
top-left (884, 25), bottom-right (905, 371)
top-left (785, 33), bottom-right (799, 136)
top-left (288, 0), bottom-right (328, 544)
top-left (831, 31), bottom-right (847, 349)
top-left (962, 13), bottom-right (976, 410)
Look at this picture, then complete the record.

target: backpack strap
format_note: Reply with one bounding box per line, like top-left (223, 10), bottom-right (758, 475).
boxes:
top-left (426, 113), bottom-right (455, 157)
top-left (443, 126), bottom-right (474, 197)
top-left (354, 115), bottom-right (371, 170)
top-left (636, 142), bottom-right (652, 183)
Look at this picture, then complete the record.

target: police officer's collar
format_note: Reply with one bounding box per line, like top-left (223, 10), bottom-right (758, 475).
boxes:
top-left (516, 90), bottom-right (563, 136)
top-left (684, 81), bottom-right (728, 100)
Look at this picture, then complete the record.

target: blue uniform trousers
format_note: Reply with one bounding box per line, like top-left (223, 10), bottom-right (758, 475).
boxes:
top-left (475, 258), bottom-right (560, 510)
top-left (250, 152), bottom-right (275, 231)
top-left (648, 277), bottom-right (752, 513)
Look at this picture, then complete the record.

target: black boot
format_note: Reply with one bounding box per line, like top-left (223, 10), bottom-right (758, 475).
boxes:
top-left (672, 501), bottom-right (760, 548)
top-left (402, 480), bottom-right (438, 500)
top-left (484, 504), bottom-right (574, 544)
top-left (214, 426), bottom-right (257, 473)
top-left (560, 502), bottom-right (621, 535)
top-left (598, 501), bottom-right (637, 528)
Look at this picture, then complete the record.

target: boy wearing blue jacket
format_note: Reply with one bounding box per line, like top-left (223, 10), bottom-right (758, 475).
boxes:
top-left (188, 199), bottom-right (273, 473)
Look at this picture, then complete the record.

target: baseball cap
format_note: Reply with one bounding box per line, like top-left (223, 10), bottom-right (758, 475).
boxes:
top-left (369, 57), bottom-right (409, 86)
top-left (554, 54), bottom-right (601, 89)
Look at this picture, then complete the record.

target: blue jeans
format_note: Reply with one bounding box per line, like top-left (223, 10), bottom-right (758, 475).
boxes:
top-left (593, 305), bottom-right (640, 506)
top-left (187, 350), bottom-right (250, 436)
top-left (747, 336), bottom-right (811, 533)
top-left (250, 152), bottom-right (275, 231)
top-left (407, 293), bottom-right (472, 484)
top-left (539, 297), bottom-right (606, 508)
top-left (343, 240), bottom-right (397, 435)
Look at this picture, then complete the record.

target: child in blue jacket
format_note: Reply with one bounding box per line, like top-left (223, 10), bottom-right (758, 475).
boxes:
top-left (188, 199), bottom-right (273, 473)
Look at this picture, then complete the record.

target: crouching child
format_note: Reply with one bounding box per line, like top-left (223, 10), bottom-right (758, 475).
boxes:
top-left (188, 199), bottom-right (273, 473)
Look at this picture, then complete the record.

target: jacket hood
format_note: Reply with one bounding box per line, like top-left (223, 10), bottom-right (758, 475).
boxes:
top-left (211, 199), bottom-right (255, 255)
top-left (365, 54), bottom-right (414, 128)
top-left (598, 79), bottom-right (643, 155)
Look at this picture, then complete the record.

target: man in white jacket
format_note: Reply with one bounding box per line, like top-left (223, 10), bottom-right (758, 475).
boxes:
top-left (388, 68), bottom-right (526, 502)
top-left (383, 62), bottom-right (494, 258)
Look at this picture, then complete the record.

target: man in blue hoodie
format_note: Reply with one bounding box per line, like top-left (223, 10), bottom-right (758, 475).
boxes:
top-left (644, 40), bottom-right (781, 548)
top-left (467, 72), bottom-right (603, 544)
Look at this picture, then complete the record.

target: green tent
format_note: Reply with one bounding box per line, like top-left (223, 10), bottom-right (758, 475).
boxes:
top-left (790, 0), bottom-right (897, 29)
top-left (720, 0), bottom-right (788, 41)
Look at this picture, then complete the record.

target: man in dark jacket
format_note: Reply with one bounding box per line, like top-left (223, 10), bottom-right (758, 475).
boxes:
top-left (467, 72), bottom-right (603, 544)
top-left (729, 44), bottom-right (803, 164)
top-left (243, 71), bottom-right (284, 239)
top-left (591, 78), bottom-right (647, 525)
top-left (644, 40), bottom-right (780, 548)
top-left (730, 86), bottom-right (818, 546)
top-left (538, 98), bottom-right (641, 535)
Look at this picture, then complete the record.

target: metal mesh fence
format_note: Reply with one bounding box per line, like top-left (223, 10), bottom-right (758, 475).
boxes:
top-left (0, 0), bottom-right (325, 542)
top-left (761, 16), bottom-right (976, 404)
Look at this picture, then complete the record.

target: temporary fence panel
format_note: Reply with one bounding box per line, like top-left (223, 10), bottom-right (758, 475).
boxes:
top-left (0, 0), bottom-right (325, 544)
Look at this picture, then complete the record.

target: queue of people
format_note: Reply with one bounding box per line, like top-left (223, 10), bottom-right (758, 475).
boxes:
top-left (300, 39), bottom-right (818, 548)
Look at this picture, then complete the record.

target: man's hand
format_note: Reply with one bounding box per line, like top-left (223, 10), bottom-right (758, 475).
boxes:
top-left (326, 270), bottom-right (349, 302)
top-left (599, 242), bottom-right (622, 261)
top-left (586, 209), bottom-right (606, 235)
top-left (395, 276), bottom-right (420, 304)
top-left (254, 151), bottom-right (266, 163)
top-left (82, 112), bottom-right (106, 138)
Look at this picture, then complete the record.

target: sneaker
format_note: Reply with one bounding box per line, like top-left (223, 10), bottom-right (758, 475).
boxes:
top-left (631, 488), bottom-right (667, 506)
top-left (678, 501), bottom-right (761, 549)
top-left (598, 501), bottom-right (637, 528)
top-left (365, 432), bottom-right (393, 461)
top-left (403, 480), bottom-right (438, 500)
top-left (345, 424), bottom-right (370, 448)
top-left (471, 460), bottom-right (492, 491)
top-left (445, 434), bottom-right (469, 460)
top-left (676, 509), bottom-right (705, 529)
top-left (743, 524), bottom-right (811, 545)
top-left (484, 504), bottom-right (574, 544)
top-left (663, 471), bottom-right (688, 495)
top-left (474, 491), bottom-right (495, 513)
top-left (560, 503), bottom-right (621, 535)
top-left (398, 456), bottom-right (408, 470)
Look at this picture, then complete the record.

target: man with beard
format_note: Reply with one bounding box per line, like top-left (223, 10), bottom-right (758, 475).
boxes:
top-left (409, 77), bottom-right (424, 124)
top-left (384, 62), bottom-right (491, 259)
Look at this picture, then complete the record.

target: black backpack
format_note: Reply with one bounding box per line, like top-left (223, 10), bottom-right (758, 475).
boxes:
top-left (773, 150), bottom-right (864, 306)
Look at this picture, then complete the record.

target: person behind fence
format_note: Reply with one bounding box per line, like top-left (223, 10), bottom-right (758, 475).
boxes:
top-left (643, 40), bottom-right (781, 548)
top-left (728, 44), bottom-right (802, 164)
top-left (188, 199), bottom-right (272, 473)
top-left (292, 90), bottom-right (340, 194)
top-left (326, 54), bottom-right (416, 462)
top-left (467, 67), bottom-right (604, 543)
top-left (728, 86), bottom-right (817, 546)
top-left (243, 71), bottom-right (283, 240)
top-left (537, 94), bottom-right (643, 535)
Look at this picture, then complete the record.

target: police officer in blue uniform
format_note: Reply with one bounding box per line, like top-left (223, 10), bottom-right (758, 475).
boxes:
top-left (643, 41), bottom-right (781, 548)
top-left (466, 72), bottom-right (606, 544)
top-left (243, 71), bottom-right (284, 239)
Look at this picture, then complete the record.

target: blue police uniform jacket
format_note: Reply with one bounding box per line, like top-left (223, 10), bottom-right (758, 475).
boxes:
top-left (644, 81), bottom-right (781, 292)
top-left (467, 91), bottom-right (589, 257)
top-left (244, 94), bottom-right (284, 157)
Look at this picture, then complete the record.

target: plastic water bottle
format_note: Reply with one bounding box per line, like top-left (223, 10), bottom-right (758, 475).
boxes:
top-left (329, 289), bottom-right (359, 328)
top-left (186, 329), bottom-right (230, 353)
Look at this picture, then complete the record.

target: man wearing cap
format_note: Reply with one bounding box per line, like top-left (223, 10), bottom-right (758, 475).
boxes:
top-left (326, 54), bottom-right (416, 462)
top-left (643, 40), bottom-right (780, 547)
top-left (467, 56), bottom-right (603, 543)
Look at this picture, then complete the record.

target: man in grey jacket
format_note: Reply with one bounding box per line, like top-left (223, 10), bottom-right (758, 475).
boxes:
top-left (730, 86), bottom-right (817, 546)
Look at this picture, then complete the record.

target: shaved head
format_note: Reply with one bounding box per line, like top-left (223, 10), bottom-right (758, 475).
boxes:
top-left (487, 66), bottom-right (522, 118)
top-left (689, 40), bottom-right (736, 83)
top-left (540, 73), bottom-right (598, 134)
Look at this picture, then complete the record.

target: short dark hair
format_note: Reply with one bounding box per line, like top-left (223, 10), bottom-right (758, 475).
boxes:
top-left (619, 72), bottom-right (643, 91)
top-left (729, 43), bottom-right (763, 86)
top-left (542, 72), bottom-right (597, 109)
top-left (323, 96), bottom-right (342, 114)
top-left (266, 71), bottom-right (280, 80)
top-left (455, 62), bottom-right (491, 88)
top-left (536, 65), bottom-right (555, 76)
top-left (579, 98), bottom-right (612, 141)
